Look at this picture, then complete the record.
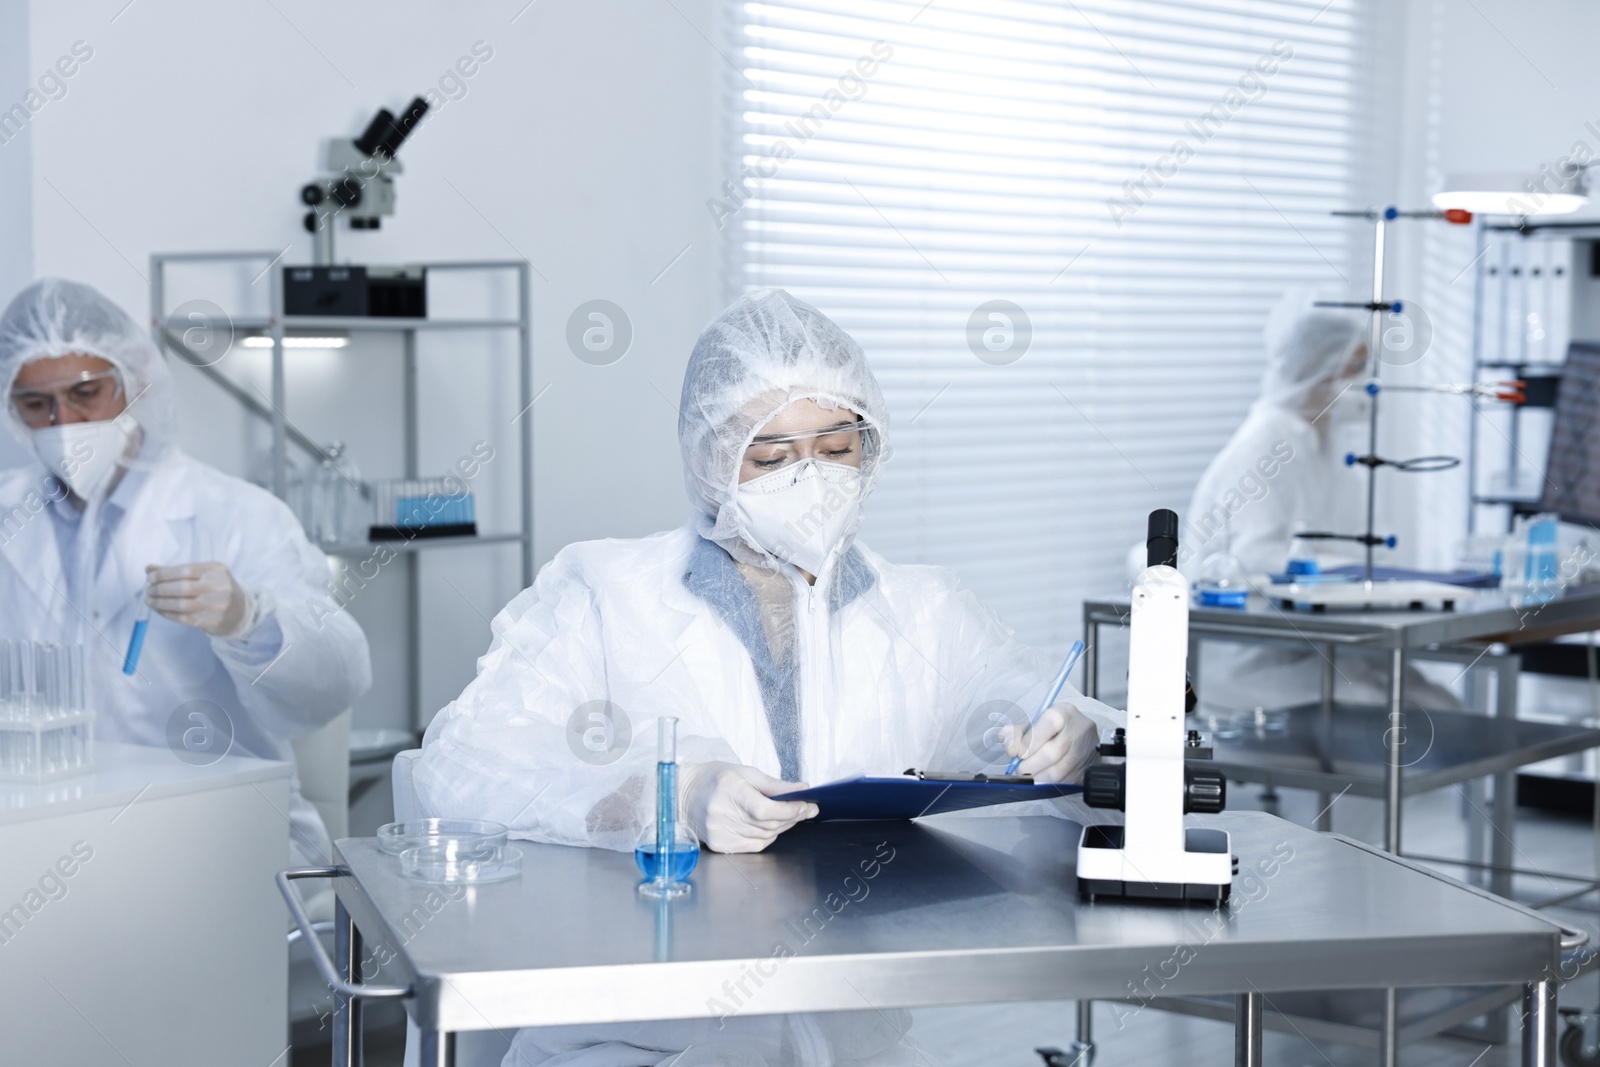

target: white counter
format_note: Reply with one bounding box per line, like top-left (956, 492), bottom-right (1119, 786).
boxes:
top-left (0, 739), bottom-right (288, 823)
top-left (0, 741), bottom-right (292, 1065)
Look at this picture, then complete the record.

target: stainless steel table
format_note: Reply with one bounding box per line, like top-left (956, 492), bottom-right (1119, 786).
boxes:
top-left (280, 812), bottom-right (1581, 1066)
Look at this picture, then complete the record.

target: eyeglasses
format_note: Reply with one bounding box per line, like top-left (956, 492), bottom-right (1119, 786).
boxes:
top-left (10, 369), bottom-right (125, 428)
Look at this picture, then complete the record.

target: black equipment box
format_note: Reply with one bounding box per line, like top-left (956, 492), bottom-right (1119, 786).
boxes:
top-left (283, 265), bottom-right (427, 318)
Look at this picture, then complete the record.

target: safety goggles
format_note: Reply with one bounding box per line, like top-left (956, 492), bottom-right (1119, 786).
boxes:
top-left (9, 368), bottom-right (125, 429)
top-left (742, 418), bottom-right (878, 475)
top-left (748, 419), bottom-right (867, 446)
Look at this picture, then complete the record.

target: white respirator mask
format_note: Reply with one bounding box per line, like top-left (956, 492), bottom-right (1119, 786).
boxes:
top-left (32, 417), bottom-right (134, 500)
top-left (736, 459), bottom-right (863, 575)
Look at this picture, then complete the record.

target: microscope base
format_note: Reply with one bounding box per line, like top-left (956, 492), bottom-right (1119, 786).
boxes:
top-left (1076, 824), bottom-right (1234, 905)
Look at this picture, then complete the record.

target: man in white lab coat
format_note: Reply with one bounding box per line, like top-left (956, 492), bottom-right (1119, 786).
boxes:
top-left (0, 278), bottom-right (371, 867)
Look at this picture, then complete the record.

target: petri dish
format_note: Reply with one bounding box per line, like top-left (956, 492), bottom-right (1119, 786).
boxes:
top-left (377, 818), bottom-right (509, 856)
top-left (1251, 706), bottom-right (1290, 733)
top-left (399, 841), bottom-right (523, 884)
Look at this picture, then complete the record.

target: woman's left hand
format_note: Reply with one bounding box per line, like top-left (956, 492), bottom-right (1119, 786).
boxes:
top-left (1004, 703), bottom-right (1100, 783)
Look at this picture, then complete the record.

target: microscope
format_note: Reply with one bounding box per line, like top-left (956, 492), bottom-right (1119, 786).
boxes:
top-left (288, 100), bottom-right (431, 318)
top-left (1076, 509), bottom-right (1233, 904)
top-left (300, 98), bottom-right (429, 263)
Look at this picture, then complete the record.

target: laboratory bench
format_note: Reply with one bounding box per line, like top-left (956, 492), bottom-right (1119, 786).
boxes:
top-left (1, 740), bottom-right (292, 1065)
top-left (284, 811), bottom-right (1580, 1066)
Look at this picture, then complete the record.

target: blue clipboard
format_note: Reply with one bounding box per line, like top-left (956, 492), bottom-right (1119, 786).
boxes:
top-left (774, 775), bottom-right (1083, 822)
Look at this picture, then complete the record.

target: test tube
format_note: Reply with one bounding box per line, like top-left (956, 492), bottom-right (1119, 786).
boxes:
top-left (123, 592), bottom-right (151, 676)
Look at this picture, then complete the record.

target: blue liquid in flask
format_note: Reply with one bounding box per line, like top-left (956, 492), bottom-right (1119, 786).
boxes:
top-left (634, 841), bottom-right (701, 882)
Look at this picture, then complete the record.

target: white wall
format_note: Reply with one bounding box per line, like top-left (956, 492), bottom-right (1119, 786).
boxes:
top-left (0, 0), bottom-right (33, 470)
top-left (14, 0), bottom-right (722, 730)
top-left (1386, 0), bottom-right (1600, 566)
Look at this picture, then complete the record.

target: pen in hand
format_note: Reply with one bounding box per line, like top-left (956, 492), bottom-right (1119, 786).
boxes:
top-left (1006, 639), bottom-right (1088, 775)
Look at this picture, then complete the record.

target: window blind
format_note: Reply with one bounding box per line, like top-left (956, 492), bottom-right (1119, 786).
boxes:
top-left (722, 0), bottom-right (1371, 647)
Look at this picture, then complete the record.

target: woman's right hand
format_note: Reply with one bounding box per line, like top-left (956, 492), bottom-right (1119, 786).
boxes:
top-left (681, 762), bottom-right (818, 853)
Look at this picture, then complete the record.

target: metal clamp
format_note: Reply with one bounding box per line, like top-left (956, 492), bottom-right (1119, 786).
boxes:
top-left (276, 866), bottom-right (412, 1000)
top-left (1329, 835), bottom-right (1591, 950)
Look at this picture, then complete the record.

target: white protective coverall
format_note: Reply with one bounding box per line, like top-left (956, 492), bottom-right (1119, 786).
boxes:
top-left (415, 288), bottom-right (1122, 1067)
top-left (1179, 294), bottom-right (1458, 712)
top-left (0, 279), bottom-right (372, 866)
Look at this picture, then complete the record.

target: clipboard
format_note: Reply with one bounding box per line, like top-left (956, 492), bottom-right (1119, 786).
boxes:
top-left (774, 773), bottom-right (1083, 822)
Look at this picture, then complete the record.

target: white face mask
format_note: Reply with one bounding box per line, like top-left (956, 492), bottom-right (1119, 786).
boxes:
top-left (736, 459), bottom-right (863, 575)
top-left (33, 418), bottom-right (133, 500)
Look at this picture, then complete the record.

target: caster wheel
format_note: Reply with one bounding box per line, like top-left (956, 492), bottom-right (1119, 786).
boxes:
top-left (1035, 1043), bottom-right (1093, 1067)
top-left (1562, 1024), bottom-right (1600, 1067)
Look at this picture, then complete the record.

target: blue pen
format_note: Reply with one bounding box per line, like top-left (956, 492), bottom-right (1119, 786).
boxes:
top-left (1007, 639), bottom-right (1087, 775)
top-left (122, 591), bottom-right (151, 676)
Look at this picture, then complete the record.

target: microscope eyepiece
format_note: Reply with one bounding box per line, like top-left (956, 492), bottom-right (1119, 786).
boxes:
top-left (353, 97), bottom-right (431, 160)
top-left (1146, 508), bottom-right (1179, 569)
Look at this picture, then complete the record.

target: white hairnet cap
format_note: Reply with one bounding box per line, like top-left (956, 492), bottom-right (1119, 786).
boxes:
top-left (1258, 287), bottom-right (1368, 417)
top-left (679, 288), bottom-right (890, 565)
top-left (0, 278), bottom-right (177, 456)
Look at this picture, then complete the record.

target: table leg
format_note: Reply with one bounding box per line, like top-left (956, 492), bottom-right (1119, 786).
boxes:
top-left (1317, 645), bottom-right (1335, 832)
top-left (1083, 604), bottom-right (1099, 701)
top-left (419, 1029), bottom-right (456, 1067)
top-left (1464, 658), bottom-right (1492, 886)
top-left (1523, 979), bottom-right (1557, 1066)
top-left (1491, 650), bottom-right (1521, 900)
top-left (1381, 652), bottom-right (1403, 1067)
top-left (1381, 987), bottom-right (1399, 1067)
top-left (1384, 647), bottom-right (1406, 853)
top-left (1072, 1000), bottom-right (1094, 1064)
top-left (1234, 992), bottom-right (1262, 1067)
top-left (334, 898), bottom-right (363, 1067)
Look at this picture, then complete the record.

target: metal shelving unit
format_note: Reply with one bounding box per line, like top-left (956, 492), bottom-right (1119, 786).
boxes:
top-left (1467, 218), bottom-right (1598, 534)
top-left (149, 252), bottom-right (535, 730)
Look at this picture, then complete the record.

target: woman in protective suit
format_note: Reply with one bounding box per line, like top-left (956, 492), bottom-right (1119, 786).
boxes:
top-left (1180, 292), bottom-right (1459, 716)
top-left (416, 288), bottom-right (1122, 1067)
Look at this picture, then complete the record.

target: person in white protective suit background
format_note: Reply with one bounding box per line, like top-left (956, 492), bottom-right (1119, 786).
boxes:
top-left (1179, 290), bottom-right (1459, 713)
top-left (414, 288), bottom-right (1123, 1067)
top-left (0, 279), bottom-right (372, 869)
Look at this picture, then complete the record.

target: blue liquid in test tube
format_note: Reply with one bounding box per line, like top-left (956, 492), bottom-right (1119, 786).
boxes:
top-left (122, 597), bottom-right (151, 676)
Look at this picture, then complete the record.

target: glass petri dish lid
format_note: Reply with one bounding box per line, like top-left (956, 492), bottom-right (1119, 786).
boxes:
top-left (377, 818), bottom-right (509, 856)
top-left (400, 841), bottom-right (523, 884)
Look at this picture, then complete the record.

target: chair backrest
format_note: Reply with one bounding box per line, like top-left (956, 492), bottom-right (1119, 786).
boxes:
top-left (391, 748), bottom-right (424, 823)
top-left (291, 710), bottom-right (351, 843)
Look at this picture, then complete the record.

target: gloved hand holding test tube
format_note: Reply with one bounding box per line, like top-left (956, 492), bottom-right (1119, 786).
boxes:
top-left (1006, 639), bottom-right (1087, 776)
top-left (122, 588), bottom-right (151, 676)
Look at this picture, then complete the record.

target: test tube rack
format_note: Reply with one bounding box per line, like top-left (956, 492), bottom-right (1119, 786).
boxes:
top-left (0, 640), bottom-right (95, 782)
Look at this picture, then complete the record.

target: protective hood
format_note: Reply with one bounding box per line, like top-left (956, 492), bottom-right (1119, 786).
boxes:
top-left (0, 278), bottom-right (179, 466)
top-left (1258, 287), bottom-right (1368, 422)
top-left (678, 289), bottom-right (890, 573)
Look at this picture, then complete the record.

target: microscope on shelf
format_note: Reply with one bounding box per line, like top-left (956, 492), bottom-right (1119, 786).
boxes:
top-left (300, 98), bottom-right (429, 263)
top-left (289, 99), bottom-right (431, 318)
top-left (1076, 509), bottom-right (1233, 904)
